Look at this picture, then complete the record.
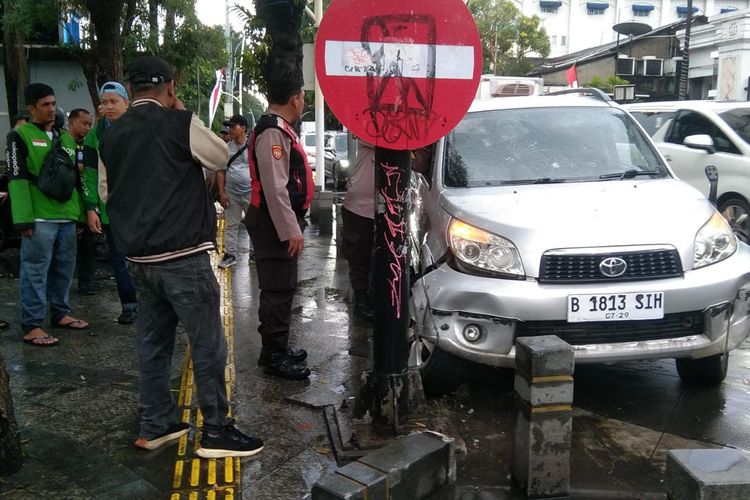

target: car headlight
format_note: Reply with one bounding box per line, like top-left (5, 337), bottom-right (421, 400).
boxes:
top-left (694, 211), bottom-right (737, 269)
top-left (339, 159), bottom-right (350, 169)
top-left (448, 219), bottom-right (525, 277)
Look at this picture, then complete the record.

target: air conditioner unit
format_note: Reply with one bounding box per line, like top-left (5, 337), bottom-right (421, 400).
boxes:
top-left (638, 58), bottom-right (664, 76)
top-left (617, 57), bottom-right (636, 76)
top-left (663, 59), bottom-right (677, 76)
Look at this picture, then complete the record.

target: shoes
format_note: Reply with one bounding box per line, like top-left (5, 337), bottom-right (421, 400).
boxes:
top-left (353, 289), bottom-right (375, 321)
top-left (257, 347), bottom-right (307, 367)
top-left (196, 421), bottom-right (264, 458)
top-left (134, 422), bottom-right (190, 451)
top-left (261, 349), bottom-right (310, 380)
top-left (218, 254), bottom-right (237, 268)
top-left (117, 309), bottom-right (137, 325)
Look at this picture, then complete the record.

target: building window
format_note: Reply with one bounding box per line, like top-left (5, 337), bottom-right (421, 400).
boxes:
top-left (550, 35), bottom-right (557, 45)
top-left (541, 5), bottom-right (559, 12)
top-left (540, 1), bottom-right (562, 13)
top-left (561, 35), bottom-right (567, 46)
top-left (634, 10), bottom-right (650, 16)
top-left (588, 8), bottom-right (605, 14)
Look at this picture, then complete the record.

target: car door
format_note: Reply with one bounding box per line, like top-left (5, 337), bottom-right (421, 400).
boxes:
top-left (659, 110), bottom-right (743, 198)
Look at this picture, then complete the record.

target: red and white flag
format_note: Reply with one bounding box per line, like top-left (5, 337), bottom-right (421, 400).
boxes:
top-left (208, 68), bottom-right (224, 127)
top-left (566, 64), bottom-right (579, 88)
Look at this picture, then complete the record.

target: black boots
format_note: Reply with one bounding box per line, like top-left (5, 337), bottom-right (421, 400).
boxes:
top-left (354, 289), bottom-right (375, 321)
top-left (258, 347), bottom-right (310, 380)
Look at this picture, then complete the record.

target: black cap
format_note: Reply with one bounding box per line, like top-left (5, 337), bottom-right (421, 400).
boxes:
top-left (126, 56), bottom-right (173, 85)
top-left (223, 114), bottom-right (248, 128)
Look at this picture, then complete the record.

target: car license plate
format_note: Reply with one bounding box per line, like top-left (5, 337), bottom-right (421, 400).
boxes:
top-left (567, 292), bottom-right (664, 323)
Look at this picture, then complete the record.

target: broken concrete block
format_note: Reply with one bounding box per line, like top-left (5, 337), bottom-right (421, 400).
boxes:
top-left (666, 449), bottom-right (750, 500)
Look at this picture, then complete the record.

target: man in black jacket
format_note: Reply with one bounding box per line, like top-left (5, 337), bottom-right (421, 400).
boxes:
top-left (98, 56), bottom-right (262, 459)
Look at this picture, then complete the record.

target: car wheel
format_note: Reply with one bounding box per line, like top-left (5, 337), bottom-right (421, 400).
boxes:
top-left (408, 335), bottom-right (465, 396)
top-left (719, 197), bottom-right (750, 244)
top-left (675, 352), bottom-right (729, 385)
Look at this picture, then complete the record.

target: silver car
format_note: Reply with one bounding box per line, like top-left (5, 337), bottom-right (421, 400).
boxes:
top-left (409, 92), bottom-right (750, 394)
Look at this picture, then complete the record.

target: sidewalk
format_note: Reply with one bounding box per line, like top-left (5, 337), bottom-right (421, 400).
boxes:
top-left (1, 222), bottom-right (750, 499)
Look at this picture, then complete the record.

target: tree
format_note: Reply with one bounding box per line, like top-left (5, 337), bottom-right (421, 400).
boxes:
top-left (585, 75), bottom-right (630, 93)
top-left (467, 0), bottom-right (550, 76)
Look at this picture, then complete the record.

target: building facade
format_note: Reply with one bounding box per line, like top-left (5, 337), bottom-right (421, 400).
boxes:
top-left (516, 0), bottom-right (746, 56)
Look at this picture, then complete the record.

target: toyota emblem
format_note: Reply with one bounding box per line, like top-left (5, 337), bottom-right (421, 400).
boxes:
top-left (599, 257), bottom-right (628, 278)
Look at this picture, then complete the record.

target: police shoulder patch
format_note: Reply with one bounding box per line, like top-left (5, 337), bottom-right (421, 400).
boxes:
top-left (271, 145), bottom-right (283, 160)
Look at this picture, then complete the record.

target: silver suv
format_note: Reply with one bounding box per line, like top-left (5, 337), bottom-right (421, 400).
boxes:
top-left (409, 91), bottom-right (750, 394)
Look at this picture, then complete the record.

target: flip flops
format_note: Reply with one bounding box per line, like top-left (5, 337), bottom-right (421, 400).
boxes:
top-left (22, 330), bottom-right (59, 347)
top-left (53, 317), bottom-right (90, 330)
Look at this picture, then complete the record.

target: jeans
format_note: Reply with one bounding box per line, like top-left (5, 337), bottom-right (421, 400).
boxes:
top-left (129, 252), bottom-right (228, 438)
top-left (103, 224), bottom-right (137, 311)
top-left (19, 221), bottom-right (77, 332)
top-left (223, 191), bottom-right (251, 257)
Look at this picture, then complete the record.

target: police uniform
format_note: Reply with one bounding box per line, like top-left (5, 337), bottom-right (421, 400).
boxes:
top-left (246, 113), bottom-right (314, 379)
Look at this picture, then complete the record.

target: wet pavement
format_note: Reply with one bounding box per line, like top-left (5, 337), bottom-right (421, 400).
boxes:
top-left (0, 219), bottom-right (749, 499)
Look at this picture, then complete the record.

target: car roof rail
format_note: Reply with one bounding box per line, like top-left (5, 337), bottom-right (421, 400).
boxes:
top-left (544, 87), bottom-right (612, 102)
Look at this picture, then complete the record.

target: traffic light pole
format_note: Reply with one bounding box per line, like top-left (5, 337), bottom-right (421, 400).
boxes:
top-left (354, 147), bottom-right (424, 433)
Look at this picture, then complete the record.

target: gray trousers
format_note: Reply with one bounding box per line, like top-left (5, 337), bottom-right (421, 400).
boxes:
top-left (224, 191), bottom-right (251, 256)
top-left (129, 252), bottom-right (228, 438)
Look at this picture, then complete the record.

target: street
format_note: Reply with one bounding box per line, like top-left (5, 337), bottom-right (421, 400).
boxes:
top-left (0, 221), bottom-right (749, 499)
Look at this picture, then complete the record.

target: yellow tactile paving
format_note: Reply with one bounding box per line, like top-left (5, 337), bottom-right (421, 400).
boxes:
top-left (170, 221), bottom-right (242, 499)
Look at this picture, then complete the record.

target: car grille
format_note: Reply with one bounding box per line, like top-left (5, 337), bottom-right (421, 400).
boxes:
top-left (515, 311), bottom-right (704, 345)
top-left (539, 249), bottom-right (682, 283)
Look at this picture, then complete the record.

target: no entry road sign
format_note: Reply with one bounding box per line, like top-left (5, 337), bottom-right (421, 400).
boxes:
top-left (315, 0), bottom-right (482, 150)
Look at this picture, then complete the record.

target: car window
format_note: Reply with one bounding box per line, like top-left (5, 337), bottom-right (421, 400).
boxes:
top-left (443, 106), bottom-right (667, 187)
top-left (666, 110), bottom-right (740, 155)
top-left (304, 134), bottom-right (316, 147)
top-left (335, 134), bottom-right (347, 153)
top-left (629, 110), bottom-right (676, 136)
top-left (719, 108), bottom-right (750, 147)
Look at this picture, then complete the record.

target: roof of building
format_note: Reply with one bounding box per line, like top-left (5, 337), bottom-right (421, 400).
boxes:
top-left (529, 15), bottom-right (707, 76)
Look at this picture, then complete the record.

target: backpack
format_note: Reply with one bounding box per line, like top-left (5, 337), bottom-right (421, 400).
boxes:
top-left (33, 132), bottom-right (78, 203)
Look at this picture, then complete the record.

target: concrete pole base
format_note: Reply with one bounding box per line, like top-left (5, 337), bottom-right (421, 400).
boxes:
top-left (353, 368), bottom-right (425, 434)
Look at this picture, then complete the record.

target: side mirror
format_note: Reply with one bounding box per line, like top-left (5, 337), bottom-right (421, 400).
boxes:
top-left (684, 134), bottom-right (716, 154)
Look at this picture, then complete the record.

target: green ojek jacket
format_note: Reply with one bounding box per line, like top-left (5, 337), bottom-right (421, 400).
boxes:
top-left (8, 123), bottom-right (83, 228)
top-left (82, 120), bottom-right (109, 224)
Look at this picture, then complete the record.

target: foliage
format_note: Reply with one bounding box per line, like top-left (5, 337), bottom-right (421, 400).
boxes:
top-left (467, 0), bottom-right (549, 76)
top-left (585, 75), bottom-right (630, 92)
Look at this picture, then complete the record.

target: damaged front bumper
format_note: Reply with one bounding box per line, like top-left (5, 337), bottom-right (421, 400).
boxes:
top-left (410, 245), bottom-right (750, 368)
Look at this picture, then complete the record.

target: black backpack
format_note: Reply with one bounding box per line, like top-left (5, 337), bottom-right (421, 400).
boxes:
top-left (32, 132), bottom-right (78, 203)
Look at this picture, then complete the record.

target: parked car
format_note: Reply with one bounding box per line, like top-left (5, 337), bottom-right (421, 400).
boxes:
top-left (625, 101), bottom-right (750, 244)
top-left (409, 90), bottom-right (750, 395)
top-left (324, 132), bottom-right (351, 190)
top-left (300, 131), bottom-right (317, 169)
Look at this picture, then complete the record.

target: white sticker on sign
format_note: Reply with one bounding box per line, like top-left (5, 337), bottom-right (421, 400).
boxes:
top-left (324, 41), bottom-right (474, 80)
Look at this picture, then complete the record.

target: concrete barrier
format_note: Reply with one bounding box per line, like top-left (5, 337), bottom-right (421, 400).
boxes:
top-left (312, 431), bottom-right (455, 500)
top-left (512, 335), bottom-right (574, 499)
top-left (666, 448), bottom-right (750, 499)
top-left (317, 191), bottom-right (335, 236)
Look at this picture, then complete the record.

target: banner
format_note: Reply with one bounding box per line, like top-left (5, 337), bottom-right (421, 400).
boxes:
top-left (208, 69), bottom-right (224, 127)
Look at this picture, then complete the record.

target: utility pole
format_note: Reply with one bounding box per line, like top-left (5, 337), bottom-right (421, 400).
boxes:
top-left (224, 0), bottom-right (234, 118)
top-left (314, 0), bottom-right (325, 189)
top-left (679, 0), bottom-right (693, 100)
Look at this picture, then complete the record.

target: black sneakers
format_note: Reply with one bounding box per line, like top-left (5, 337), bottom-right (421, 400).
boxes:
top-left (117, 309), bottom-right (137, 325)
top-left (134, 422), bottom-right (190, 450)
top-left (196, 422), bottom-right (264, 458)
top-left (259, 348), bottom-right (310, 380)
top-left (257, 347), bottom-right (307, 366)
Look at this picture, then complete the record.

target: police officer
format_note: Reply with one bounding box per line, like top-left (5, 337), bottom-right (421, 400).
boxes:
top-left (246, 82), bottom-right (313, 380)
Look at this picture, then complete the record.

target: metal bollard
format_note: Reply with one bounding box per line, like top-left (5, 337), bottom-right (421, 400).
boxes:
top-left (335, 204), bottom-right (344, 258)
top-left (512, 335), bottom-right (574, 499)
top-left (318, 191), bottom-right (335, 236)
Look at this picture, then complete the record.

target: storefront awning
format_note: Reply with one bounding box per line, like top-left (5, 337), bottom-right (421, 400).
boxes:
top-left (632, 4), bottom-right (655, 12)
top-left (676, 6), bottom-right (699, 14)
top-left (587, 2), bottom-right (609, 10)
top-left (720, 6), bottom-right (738, 13)
top-left (540, 1), bottom-right (563, 8)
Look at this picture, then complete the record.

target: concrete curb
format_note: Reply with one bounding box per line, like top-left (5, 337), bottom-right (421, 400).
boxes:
top-left (312, 431), bottom-right (456, 499)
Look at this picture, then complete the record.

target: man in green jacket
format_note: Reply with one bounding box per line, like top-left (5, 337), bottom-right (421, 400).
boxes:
top-left (82, 82), bottom-right (137, 324)
top-left (6, 83), bottom-right (89, 346)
